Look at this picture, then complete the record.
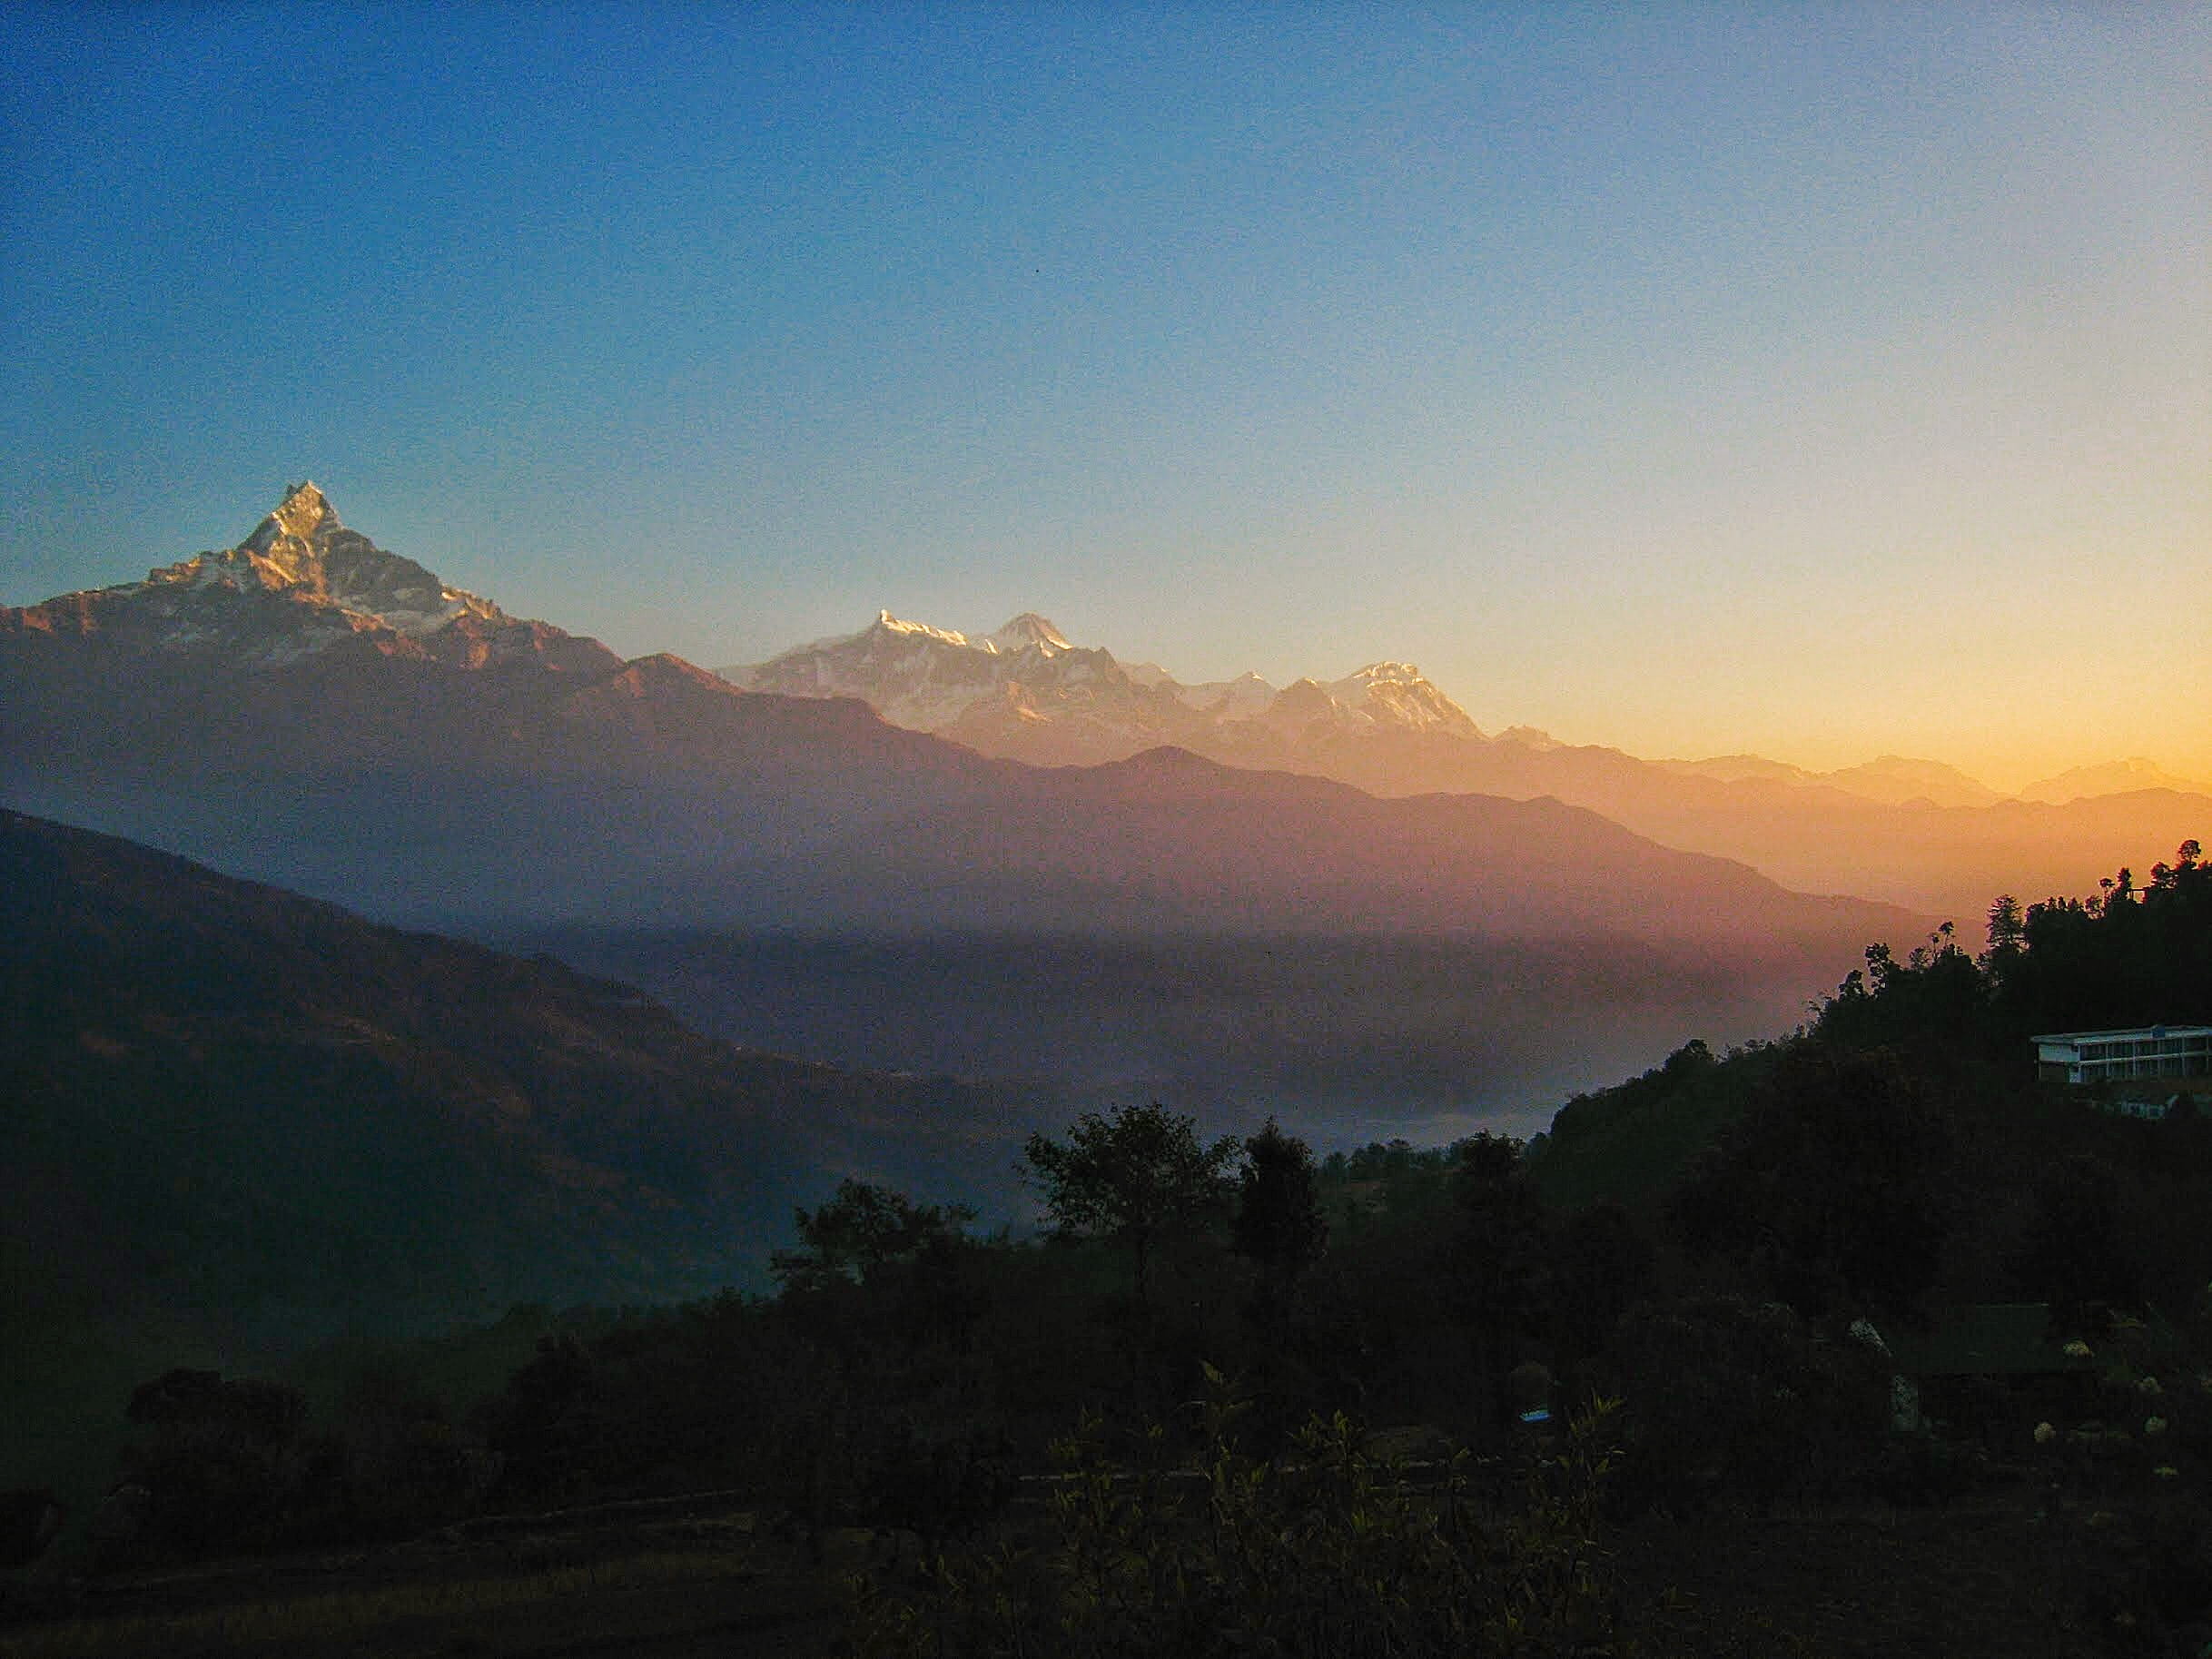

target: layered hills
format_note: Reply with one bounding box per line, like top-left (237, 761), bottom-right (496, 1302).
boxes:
top-left (1, 487), bottom-right (1902, 953)
top-left (0, 807), bottom-right (1001, 1322)
top-left (0, 484), bottom-right (1937, 1136)
top-left (723, 612), bottom-right (2212, 916)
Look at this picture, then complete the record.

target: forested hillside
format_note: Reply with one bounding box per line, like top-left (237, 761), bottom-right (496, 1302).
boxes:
top-left (8, 840), bottom-right (2207, 1656)
top-left (0, 809), bottom-right (1005, 1500)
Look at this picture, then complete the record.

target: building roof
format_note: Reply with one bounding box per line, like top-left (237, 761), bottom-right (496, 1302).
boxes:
top-left (2034, 1025), bottom-right (2212, 1044)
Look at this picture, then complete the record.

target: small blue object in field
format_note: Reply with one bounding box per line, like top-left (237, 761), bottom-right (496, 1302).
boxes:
top-left (1519, 1408), bottom-right (1552, 1425)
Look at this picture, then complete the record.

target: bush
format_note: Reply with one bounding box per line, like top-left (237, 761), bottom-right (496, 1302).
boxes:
top-left (1606, 1298), bottom-right (1890, 1512)
top-left (844, 1367), bottom-right (1626, 1658)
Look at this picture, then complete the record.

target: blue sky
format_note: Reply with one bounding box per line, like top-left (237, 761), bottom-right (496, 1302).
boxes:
top-left (4, 3), bottom-right (2206, 785)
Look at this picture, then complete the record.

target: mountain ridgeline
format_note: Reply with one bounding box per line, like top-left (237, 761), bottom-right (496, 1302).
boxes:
top-left (28, 482), bottom-right (2212, 1146)
top-left (0, 487), bottom-right (1929, 1141)
top-left (0, 486), bottom-right (1892, 949)
top-left (0, 807), bottom-right (1010, 1323)
top-left (723, 609), bottom-right (2212, 917)
top-left (0, 805), bottom-right (1031, 1495)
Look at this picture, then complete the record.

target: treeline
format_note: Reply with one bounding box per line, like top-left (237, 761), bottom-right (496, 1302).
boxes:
top-left (1813, 836), bottom-right (2209, 1054)
top-left (29, 843), bottom-right (2212, 1653)
top-left (1542, 839), bottom-right (2212, 1323)
top-left (86, 1111), bottom-right (1643, 1558)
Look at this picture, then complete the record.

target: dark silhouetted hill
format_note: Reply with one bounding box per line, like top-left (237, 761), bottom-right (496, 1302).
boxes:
top-left (0, 809), bottom-right (1009, 1358)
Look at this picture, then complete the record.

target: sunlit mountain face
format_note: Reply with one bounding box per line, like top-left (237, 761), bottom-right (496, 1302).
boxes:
top-left (1, 481), bottom-right (619, 674)
top-left (720, 614), bottom-right (1480, 764)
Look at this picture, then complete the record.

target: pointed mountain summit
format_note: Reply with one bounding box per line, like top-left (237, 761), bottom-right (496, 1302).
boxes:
top-left (2, 482), bottom-right (618, 674)
top-left (246, 478), bottom-right (342, 548)
top-left (985, 612), bottom-right (1071, 655)
top-left (1319, 662), bottom-right (1483, 737)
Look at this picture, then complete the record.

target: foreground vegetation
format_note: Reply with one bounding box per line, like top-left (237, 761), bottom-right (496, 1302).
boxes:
top-left (4, 843), bottom-right (2208, 1655)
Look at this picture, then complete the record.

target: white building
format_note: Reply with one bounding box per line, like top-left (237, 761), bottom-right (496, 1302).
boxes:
top-left (2034, 1027), bottom-right (2212, 1116)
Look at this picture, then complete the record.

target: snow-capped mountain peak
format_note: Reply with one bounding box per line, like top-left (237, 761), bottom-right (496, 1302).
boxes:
top-left (245, 479), bottom-right (341, 550)
top-left (143, 482), bottom-right (501, 640)
top-left (726, 611), bottom-right (1009, 727)
top-left (985, 613), bottom-right (1071, 655)
top-left (721, 610), bottom-right (1482, 758)
top-left (3, 483), bottom-right (617, 674)
top-left (1318, 662), bottom-right (1483, 737)
top-left (725, 608), bottom-right (1188, 746)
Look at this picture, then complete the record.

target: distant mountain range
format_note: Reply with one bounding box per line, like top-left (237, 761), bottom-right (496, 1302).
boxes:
top-left (721, 610), bottom-right (2209, 914)
top-left (720, 611), bottom-right (1476, 766)
top-left (1, 484), bottom-right (1913, 954)
top-left (720, 610), bottom-right (2205, 811)
top-left (2012, 757), bottom-right (2212, 805)
top-left (0, 480), bottom-right (1963, 1170)
top-left (3, 477), bottom-right (2198, 983)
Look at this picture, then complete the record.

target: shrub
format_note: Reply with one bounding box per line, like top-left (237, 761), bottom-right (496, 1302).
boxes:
top-left (844, 1367), bottom-right (1626, 1658)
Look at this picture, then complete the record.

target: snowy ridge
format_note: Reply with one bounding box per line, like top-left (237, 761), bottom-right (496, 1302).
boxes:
top-left (147, 481), bottom-right (498, 640)
top-left (718, 611), bottom-right (1483, 758)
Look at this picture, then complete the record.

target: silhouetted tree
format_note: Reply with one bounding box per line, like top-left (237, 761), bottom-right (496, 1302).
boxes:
top-left (1233, 1119), bottom-right (1328, 1279)
top-left (772, 1179), bottom-right (976, 1295)
top-left (1442, 1133), bottom-right (1552, 1372)
top-left (1814, 923), bottom-right (1987, 1052)
top-left (479, 1334), bottom-right (597, 1500)
top-left (1232, 1117), bottom-right (1328, 1338)
top-left (1024, 1103), bottom-right (1239, 1308)
top-left (1983, 893), bottom-right (2025, 968)
top-left (116, 1369), bottom-right (311, 1559)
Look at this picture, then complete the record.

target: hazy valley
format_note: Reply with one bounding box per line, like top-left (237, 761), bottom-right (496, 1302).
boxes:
top-left (1, 487), bottom-right (1940, 1135)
